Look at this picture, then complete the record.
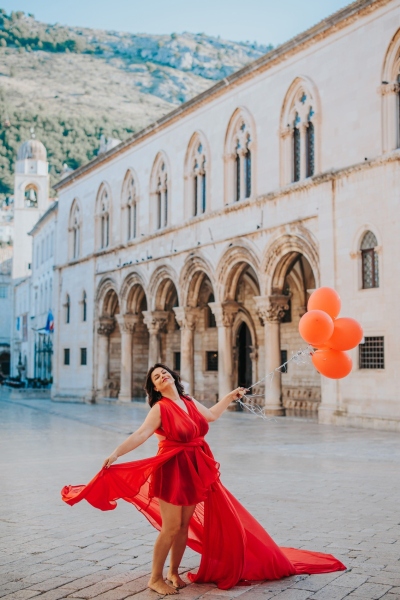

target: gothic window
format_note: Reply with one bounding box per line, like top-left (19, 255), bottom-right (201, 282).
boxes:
top-left (65, 294), bottom-right (70, 324)
top-left (152, 156), bottom-right (169, 230)
top-left (186, 137), bottom-right (207, 217)
top-left (225, 110), bottom-right (254, 204)
top-left (82, 291), bottom-right (87, 322)
top-left (361, 231), bottom-right (379, 289)
top-left (123, 172), bottom-right (138, 241)
top-left (70, 202), bottom-right (81, 260)
top-left (381, 30), bottom-right (400, 152)
top-left (24, 184), bottom-right (38, 208)
top-left (281, 79), bottom-right (318, 185)
top-left (96, 186), bottom-right (110, 249)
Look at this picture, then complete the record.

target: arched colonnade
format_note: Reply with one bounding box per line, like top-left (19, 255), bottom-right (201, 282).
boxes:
top-left (94, 234), bottom-right (320, 415)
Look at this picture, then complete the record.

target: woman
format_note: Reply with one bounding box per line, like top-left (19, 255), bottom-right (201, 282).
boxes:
top-left (62, 364), bottom-right (345, 593)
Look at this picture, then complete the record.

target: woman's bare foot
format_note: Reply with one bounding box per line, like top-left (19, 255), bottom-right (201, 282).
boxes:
top-left (166, 573), bottom-right (187, 589)
top-left (148, 578), bottom-right (178, 595)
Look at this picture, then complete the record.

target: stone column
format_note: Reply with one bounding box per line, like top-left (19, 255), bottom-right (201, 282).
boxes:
top-left (96, 316), bottom-right (115, 396)
top-left (116, 314), bottom-right (139, 403)
top-left (255, 295), bottom-right (290, 416)
top-left (173, 307), bottom-right (199, 394)
top-left (142, 311), bottom-right (168, 367)
top-left (208, 301), bottom-right (239, 399)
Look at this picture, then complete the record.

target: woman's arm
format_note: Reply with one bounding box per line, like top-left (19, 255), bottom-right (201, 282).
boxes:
top-left (193, 387), bottom-right (248, 423)
top-left (102, 403), bottom-right (161, 468)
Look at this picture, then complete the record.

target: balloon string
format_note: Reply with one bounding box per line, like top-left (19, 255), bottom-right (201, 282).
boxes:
top-left (236, 346), bottom-right (315, 421)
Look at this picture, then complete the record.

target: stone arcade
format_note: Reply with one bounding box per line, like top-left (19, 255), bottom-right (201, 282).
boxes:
top-left (51, 0), bottom-right (400, 431)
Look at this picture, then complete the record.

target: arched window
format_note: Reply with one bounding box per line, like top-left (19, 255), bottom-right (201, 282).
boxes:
top-left (65, 294), bottom-right (70, 324)
top-left (281, 78), bottom-right (319, 185)
top-left (361, 231), bottom-right (379, 289)
top-left (151, 154), bottom-right (169, 230)
top-left (122, 172), bottom-right (138, 241)
top-left (224, 109), bottom-right (255, 204)
top-left (96, 185), bottom-right (111, 249)
top-left (24, 184), bottom-right (38, 208)
top-left (185, 135), bottom-right (208, 217)
top-left (82, 291), bottom-right (87, 322)
top-left (381, 29), bottom-right (400, 152)
top-left (69, 201), bottom-right (81, 260)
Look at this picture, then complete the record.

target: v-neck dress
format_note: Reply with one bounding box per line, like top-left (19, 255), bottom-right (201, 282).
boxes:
top-left (61, 395), bottom-right (346, 590)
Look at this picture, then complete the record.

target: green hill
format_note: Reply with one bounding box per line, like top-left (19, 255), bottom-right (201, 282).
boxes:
top-left (0, 9), bottom-right (272, 200)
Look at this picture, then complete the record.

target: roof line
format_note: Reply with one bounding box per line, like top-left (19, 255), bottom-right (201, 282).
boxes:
top-left (54, 0), bottom-right (388, 191)
top-left (28, 201), bottom-right (58, 236)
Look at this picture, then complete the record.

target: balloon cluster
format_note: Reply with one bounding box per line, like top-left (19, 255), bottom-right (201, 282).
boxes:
top-left (298, 287), bottom-right (363, 379)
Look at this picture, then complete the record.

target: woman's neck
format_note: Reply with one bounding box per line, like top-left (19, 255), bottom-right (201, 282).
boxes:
top-left (162, 385), bottom-right (181, 402)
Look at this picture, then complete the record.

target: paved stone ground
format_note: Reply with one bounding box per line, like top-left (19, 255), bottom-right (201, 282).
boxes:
top-left (1, 391), bottom-right (399, 600)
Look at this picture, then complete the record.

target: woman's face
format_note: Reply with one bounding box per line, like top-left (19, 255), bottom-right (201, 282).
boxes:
top-left (151, 367), bottom-right (175, 395)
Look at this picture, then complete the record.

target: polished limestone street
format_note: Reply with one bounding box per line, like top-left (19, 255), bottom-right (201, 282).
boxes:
top-left (0, 391), bottom-right (399, 600)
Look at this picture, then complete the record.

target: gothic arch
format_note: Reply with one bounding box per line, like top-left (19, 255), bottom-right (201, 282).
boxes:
top-left (224, 107), bottom-right (256, 204)
top-left (95, 181), bottom-right (112, 249)
top-left (184, 131), bottom-right (211, 218)
top-left (262, 229), bottom-right (320, 296)
top-left (150, 151), bottom-right (171, 231)
top-left (280, 76), bottom-right (321, 185)
top-left (96, 276), bottom-right (119, 317)
top-left (216, 241), bottom-right (261, 301)
top-left (120, 271), bottom-right (148, 314)
top-left (68, 198), bottom-right (82, 260)
top-left (121, 168), bottom-right (140, 241)
top-left (179, 253), bottom-right (216, 307)
top-left (381, 28), bottom-right (400, 151)
top-left (148, 265), bottom-right (180, 311)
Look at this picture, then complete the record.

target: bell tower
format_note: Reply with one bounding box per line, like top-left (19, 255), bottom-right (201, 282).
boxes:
top-left (12, 134), bottom-right (50, 280)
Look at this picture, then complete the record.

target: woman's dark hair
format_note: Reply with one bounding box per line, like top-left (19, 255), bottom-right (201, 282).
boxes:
top-left (144, 363), bottom-right (185, 407)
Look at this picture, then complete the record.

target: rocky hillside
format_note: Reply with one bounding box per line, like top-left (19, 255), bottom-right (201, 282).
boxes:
top-left (0, 9), bottom-right (272, 198)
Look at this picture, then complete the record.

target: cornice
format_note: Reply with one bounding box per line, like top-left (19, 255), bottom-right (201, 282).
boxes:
top-left (54, 0), bottom-right (391, 192)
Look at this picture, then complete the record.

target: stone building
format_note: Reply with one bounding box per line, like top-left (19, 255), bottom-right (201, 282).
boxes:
top-left (52, 0), bottom-right (400, 431)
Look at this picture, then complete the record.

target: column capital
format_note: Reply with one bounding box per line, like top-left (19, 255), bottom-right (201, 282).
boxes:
top-left (254, 294), bottom-right (290, 324)
top-left (116, 313), bottom-right (140, 334)
top-left (378, 82), bottom-right (400, 96)
top-left (142, 310), bottom-right (168, 334)
top-left (173, 306), bottom-right (200, 331)
top-left (97, 315), bottom-right (115, 336)
top-left (208, 300), bottom-right (239, 328)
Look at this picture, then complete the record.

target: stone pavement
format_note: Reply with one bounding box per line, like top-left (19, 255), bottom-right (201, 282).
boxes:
top-left (0, 391), bottom-right (399, 600)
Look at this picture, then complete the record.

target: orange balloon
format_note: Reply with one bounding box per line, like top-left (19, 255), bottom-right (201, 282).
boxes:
top-left (312, 349), bottom-right (352, 379)
top-left (326, 317), bottom-right (364, 351)
top-left (298, 310), bottom-right (334, 346)
top-left (308, 287), bottom-right (341, 319)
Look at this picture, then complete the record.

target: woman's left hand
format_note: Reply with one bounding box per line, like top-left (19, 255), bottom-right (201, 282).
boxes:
top-left (229, 387), bottom-right (249, 402)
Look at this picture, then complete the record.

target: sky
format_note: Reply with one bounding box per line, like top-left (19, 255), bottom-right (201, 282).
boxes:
top-left (1, 0), bottom-right (351, 46)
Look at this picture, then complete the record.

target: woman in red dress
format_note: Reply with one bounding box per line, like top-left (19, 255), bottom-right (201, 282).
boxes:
top-left (62, 364), bottom-right (345, 594)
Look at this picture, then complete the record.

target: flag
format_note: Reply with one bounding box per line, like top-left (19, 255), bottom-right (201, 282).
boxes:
top-left (45, 310), bottom-right (54, 333)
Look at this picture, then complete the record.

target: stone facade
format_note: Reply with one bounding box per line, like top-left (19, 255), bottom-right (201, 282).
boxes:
top-left (51, 0), bottom-right (400, 431)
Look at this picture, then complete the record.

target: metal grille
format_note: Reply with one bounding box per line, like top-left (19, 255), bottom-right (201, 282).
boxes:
top-left (359, 336), bottom-right (384, 369)
top-left (306, 121), bottom-right (315, 177)
top-left (206, 351), bottom-right (218, 371)
top-left (293, 127), bottom-right (301, 182)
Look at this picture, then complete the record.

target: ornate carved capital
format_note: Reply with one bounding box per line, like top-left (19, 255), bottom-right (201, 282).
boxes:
top-left (208, 300), bottom-right (239, 328)
top-left (378, 82), bottom-right (400, 96)
top-left (173, 306), bottom-right (199, 331)
top-left (97, 316), bottom-right (115, 336)
top-left (142, 310), bottom-right (168, 335)
top-left (254, 295), bottom-right (290, 324)
top-left (116, 313), bottom-right (140, 334)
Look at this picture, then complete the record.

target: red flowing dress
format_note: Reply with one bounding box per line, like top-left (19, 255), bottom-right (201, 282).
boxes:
top-left (61, 396), bottom-right (346, 589)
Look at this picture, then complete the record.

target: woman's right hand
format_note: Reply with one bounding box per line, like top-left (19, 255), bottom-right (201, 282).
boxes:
top-left (102, 452), bottom-right (119, 469)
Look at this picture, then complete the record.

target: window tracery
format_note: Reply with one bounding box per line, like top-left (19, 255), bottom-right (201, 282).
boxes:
top-left (69, 201), bottom-right (81, 260)
top-left (188, 138), bottom-right (207, 217)
top-left (123, 172), bottom-right (138, 241)
top-left (96, 185), bottom-right (110, 249)
top-left (151, 155), bottom-right (169, 230)
top-left (360, 231), bottom-right (379, 289)
top-left (381, 29), bottom-right (400, 152)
